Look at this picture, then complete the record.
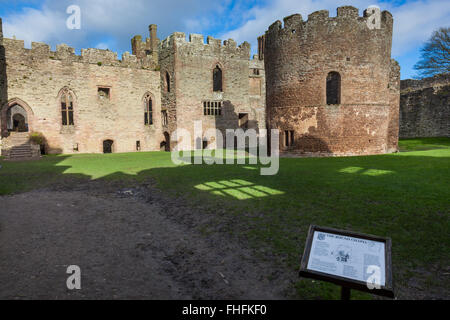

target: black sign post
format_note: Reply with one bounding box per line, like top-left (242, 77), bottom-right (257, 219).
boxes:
top-left (299, 225), bottom-right (394, 300)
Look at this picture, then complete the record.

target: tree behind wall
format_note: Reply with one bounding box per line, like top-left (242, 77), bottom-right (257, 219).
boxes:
top-left (414, 27), bottom-right (450, 78)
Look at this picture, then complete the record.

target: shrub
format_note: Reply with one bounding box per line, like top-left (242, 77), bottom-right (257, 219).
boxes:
top-left (29, 132), bottom-right (46, 145)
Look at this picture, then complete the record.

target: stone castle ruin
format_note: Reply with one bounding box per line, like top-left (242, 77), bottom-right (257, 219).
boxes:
top-left (0, 6), bottom-right (402, 159)
top-left (264, 6), bottom-right (400, 156)
top-left (400, 74), bottom-right (449, 138)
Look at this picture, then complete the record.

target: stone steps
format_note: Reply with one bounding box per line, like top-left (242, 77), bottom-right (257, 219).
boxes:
top-left (3, 133), bottom-right (37, 160)
top-left (10, 144), bottom-right (33, 159)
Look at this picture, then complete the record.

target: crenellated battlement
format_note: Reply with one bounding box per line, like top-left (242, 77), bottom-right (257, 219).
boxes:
top-left (2, 37), bottom-right (158, 70)
top-left (160, 32), bottom-right (251, 59)
top-left (266, 6), bottom-right (393, 37)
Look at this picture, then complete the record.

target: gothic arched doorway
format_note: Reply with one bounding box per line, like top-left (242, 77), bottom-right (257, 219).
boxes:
top-left (1, 98), bottom-right (34, 138)
top-left (7, 104), bottom-right (29, 132)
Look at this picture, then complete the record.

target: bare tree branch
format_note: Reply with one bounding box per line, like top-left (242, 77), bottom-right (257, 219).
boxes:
top-left (414, 27), bottom-right (450, 78)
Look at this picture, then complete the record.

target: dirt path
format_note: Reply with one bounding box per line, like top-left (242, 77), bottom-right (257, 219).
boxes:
top-left (0, 181), bottom-right (295, 299)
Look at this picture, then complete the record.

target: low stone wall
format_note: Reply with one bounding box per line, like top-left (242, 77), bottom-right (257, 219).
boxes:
top-left (400, 74), bottom-right (450, 138)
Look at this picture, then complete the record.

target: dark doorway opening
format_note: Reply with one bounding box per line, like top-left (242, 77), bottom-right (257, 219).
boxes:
top-left (202, 139), bottom-right (208, 150)
top-left (103, 140), bottom-right (114, 154)
top-left (13, 114), bottom-right (27, 132)
top-left (164, 132), bottom-right (170, 152)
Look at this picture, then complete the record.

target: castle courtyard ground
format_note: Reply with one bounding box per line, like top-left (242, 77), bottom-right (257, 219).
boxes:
top-left (0, 138), bottom-right (449, 299)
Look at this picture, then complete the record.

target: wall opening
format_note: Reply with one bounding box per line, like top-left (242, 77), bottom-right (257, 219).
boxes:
top-left (163, 132), bottom-right (170, 152)
top-left (7, 104), bottom-right (28, 132)
top-left (239, 113), bottom-right (249, 129)
top-left (144, 94), bottom-right (153, 125)
top-left (203, 101), bottom-right (222, 116)
top-left (213, 65), bottom-right (223, 92)
top-left (284, 130), bottom-right (295, 147)
top-left (162, 110), bottom-right (168, 126)
top-left (103, 139), bottom-right (114, 154)
top-left (60, 89), bottom-right (75, 126)
top-left (326, 72), bottom-right (341, 105)
top-left (165, 72), bottom-right (171, 93)
top-left (12, 114), bottom-right (26, 132)
top-left (98, 87), bottom-right (110, 100)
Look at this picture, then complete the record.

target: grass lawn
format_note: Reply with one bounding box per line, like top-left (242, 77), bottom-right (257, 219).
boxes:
top-left (0, 137), bottom-right (449, 299)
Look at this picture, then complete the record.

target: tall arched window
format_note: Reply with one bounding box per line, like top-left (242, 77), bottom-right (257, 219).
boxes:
top-left (165, 72), bottom-right (171, 93)
top-left (60, 88), bottom-right (75, 126)
top-left (326, 72), bottom-right (341, 105)
top-left (144, 93), bottom-right (153, 125)
top-left (213, 65), bottom-right (223, 92)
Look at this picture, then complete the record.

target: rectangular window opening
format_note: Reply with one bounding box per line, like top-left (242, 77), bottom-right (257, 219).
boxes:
top-left (203, 101), bottom-right (223, 116)
top-left (98, 87), bottom-right (110, 100)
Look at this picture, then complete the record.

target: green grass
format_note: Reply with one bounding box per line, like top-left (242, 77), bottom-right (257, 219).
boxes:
top-left (399, 137), bottom-right (450, 152)
top-left (1, 138), bottom-right (449, 299)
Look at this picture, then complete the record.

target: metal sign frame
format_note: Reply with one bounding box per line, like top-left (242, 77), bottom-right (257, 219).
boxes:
top-left (299, 225), bottom-right (394, 299)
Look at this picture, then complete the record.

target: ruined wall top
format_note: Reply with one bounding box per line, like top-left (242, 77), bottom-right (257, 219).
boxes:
top-left (159, 32), bottom-right (251, 60)
top-left (401, 73), bottom-right (450, 92)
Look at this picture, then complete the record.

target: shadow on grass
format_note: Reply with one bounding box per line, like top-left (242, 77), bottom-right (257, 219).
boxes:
top-left (0, 147), bottom-right (449, 299)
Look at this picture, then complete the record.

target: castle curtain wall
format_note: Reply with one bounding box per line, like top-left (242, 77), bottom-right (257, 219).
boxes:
top-left (2, 39), bottom-right (162, 154)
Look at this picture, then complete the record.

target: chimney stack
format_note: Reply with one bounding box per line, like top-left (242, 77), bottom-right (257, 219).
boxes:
top-left (257, 35), bottom-right (265, 60)
top-left (149, 24), bottom-right (159, 52)
top-left (0, 18), bottom-right (3, 45)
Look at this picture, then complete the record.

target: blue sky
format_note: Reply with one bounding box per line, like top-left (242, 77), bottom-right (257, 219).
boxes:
top-left (0, 0), bottom-right (449, 79)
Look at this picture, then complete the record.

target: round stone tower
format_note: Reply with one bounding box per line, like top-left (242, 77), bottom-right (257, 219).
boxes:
top-left (264, 6), bottom-right (400, 156)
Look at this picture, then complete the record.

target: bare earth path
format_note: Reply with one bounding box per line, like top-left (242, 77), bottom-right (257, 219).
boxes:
top-left (0, 181), bottom-right (294, 299)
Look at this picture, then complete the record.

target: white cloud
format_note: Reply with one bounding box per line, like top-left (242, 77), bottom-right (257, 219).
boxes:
top-left (3, 6), bottom-right (67, 48)
top-left (1, 0), bottom-right (448, 77)
top-left (390, 0), bottom-right (450, 56)
top-left (1, 0), bottom-right (227, 51)
top-left (95, 42), bottom-right (109, 50)
top-left (220, 0), bottom-right (450, 58)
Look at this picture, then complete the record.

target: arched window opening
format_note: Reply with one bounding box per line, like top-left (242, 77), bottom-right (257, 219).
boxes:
top-left (213, 65), bottom-right (223, 92)
top-left (61, 89), bottom-right (75, 126)
top-left (326, 72), bottom-right (341, 105)
top-left (144, 94), bottom-right (153, 125)
top-left (165, 72), bottom-right (171, 93)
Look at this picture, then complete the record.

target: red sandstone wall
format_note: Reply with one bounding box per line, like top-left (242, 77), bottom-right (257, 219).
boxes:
top-left (264, 6), bottom-right (400, 155)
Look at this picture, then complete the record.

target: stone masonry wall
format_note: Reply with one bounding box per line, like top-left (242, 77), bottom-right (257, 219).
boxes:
top-left (264, 6), bottom-right (400, 155)
top-left (160, 32), bottom-right (266, 150)
top-left (0, 18), bottom-right (6, 137)
top-left (1, 38), bottom-right (162, 154)
top-left (399, 74), bottom-right (450, 138)
top-left (159, 33), bottom-right (179, 146)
